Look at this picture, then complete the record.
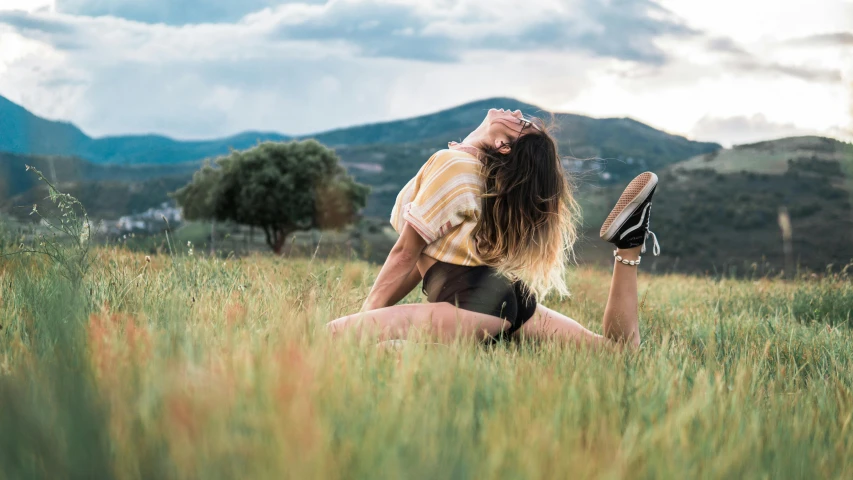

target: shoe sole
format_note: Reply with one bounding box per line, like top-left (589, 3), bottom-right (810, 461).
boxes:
top-left (600, 172), bottom-right (658, 242)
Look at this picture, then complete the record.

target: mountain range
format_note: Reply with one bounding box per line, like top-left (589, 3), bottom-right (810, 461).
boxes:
top-left (0, 94), bottom-right (719, 169)
top-left (0, 93), bottom-right (721, 217)
top-left (2, 93), bottom-right (851, 274)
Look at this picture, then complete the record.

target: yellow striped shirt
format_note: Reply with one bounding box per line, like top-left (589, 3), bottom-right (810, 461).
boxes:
top-left (390, 149), bottom-right (485, 266)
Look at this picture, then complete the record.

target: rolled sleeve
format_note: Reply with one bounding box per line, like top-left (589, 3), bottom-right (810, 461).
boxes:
top-left (393, 150), bottom-right (482, 245)
top-left (402, 203), bottom-right (439, 244)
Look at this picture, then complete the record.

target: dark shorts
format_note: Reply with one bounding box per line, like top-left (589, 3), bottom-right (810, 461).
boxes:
top-left (422, 260), bottom-right (538, 340)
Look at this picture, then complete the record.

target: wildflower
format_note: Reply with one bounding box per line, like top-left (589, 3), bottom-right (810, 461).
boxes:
top-left (79, 222), bottom-right (90, 245)
top-left (145, 255), bottom-right (151, 263)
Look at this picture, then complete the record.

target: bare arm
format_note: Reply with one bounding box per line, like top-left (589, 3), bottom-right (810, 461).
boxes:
top-left (361, 223), bottom-right (427, 311)
top-left (384, 265), bottom-right (423, 307)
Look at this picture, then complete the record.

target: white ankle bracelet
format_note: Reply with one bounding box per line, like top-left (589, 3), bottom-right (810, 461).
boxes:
top-left (613, 250), bottom-right (641, 266)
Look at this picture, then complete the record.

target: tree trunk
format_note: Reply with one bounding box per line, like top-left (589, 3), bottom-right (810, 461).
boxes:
top-left (261, 226), bottom-right (270, 253)
top-left (210, 219), bottom-right (216, 256)
top-left (262, 226), bottom-right (291, 255)
top-left (272, 229), bottom-right (290, 255)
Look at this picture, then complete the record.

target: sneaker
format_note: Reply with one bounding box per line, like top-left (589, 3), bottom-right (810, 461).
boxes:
top-left (600, 172), bottom-right (661, 255)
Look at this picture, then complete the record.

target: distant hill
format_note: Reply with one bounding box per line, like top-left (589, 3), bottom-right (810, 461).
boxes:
top-left (3, 99), bottom-right (851, 274)
top-left (2, 175), bottom-right (191, 221)
top-left (581, 136), bottom-right (853, 274)
top-left (0, 94), bottom-right (290, 164)
top-left (0, 152), bottom-right (196, 219)
top-left (0, 93), bottom-right (721, 219)
top-left (83, 131), bottom-right (291, 164)
top-left (0, 94), bottom-right (719, 170)
top-left (315, 97), bottom-right (722, 194)
top-left (676, 136), bottom-right (852, 174)
top-left (311, 98), bottom-right (541, 147)
top-left (308, 98), bottom-right (723, 216)
top-left (0, 152), bottom-right (198, 199)
top-left (0, 95), bottom-right (90, 157)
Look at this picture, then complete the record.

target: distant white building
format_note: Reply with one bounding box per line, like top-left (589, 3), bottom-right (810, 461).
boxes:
top-left (117, 217), bottom-right (146, 231)
top-left (116, 202), bottom-right (183, 232)
top-left (138, 202), bottom-right (182, 223)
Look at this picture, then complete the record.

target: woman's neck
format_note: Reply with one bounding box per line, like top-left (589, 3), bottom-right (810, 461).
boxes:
top-left (448, 141), bottom-right (480, 157)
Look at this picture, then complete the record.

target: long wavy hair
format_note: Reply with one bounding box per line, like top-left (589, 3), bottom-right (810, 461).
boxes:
top-left (473, 123), bottom-right (581, 299)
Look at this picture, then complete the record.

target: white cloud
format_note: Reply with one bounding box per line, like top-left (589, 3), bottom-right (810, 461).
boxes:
top-left (0, 0), bottom-right (695, 138)
top-left (690, 114), bottom-right (826, 147)
top-left (0, 0), bottom-right (55, 13)
top-left (0, 0), bottom-right (849, 147)
top-left (657, 0), bottom-right (853, 44)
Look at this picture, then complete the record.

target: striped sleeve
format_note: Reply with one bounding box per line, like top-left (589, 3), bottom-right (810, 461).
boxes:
top-left (402, 151), bottom-right (482, 244)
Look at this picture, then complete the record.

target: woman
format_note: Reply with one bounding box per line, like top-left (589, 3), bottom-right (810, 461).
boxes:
top-left (327, 108), bottom-right (660, 347)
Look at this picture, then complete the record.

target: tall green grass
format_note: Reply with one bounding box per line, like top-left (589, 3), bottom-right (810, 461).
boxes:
top-left (1, 247), bottom-right (852, 479)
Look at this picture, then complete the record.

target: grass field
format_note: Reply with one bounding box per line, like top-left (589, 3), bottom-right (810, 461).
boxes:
top-left (1, 247), bottom-right (852, 479)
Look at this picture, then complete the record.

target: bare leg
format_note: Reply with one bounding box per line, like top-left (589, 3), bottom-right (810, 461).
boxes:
top-left (602, 246), bottom-right (642, 346)
top-left (327, 303), bottom-right (511, 343)
top-left (331, 246), bottom-right (643, 347)
top-left (514, 304), bottom-right (608, 347)
top-left (515, 245), bottom-right (643, 348)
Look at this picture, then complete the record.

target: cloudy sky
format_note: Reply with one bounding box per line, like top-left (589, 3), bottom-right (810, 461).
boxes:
top-left (0, 0), bottom-right (850, 146)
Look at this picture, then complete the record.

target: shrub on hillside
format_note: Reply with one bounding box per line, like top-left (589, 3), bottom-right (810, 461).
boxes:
top-left (791, 270), bottom-right (853, 328)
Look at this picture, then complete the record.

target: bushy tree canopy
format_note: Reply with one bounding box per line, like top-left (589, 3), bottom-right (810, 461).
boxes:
top-left (172, 140), bottom-right (370, 253)
top-left (172, 160), bottom-right (220, 221)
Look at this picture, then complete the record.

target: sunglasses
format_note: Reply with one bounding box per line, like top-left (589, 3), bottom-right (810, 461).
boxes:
top-left (515, 113), bottom-right (543, 140)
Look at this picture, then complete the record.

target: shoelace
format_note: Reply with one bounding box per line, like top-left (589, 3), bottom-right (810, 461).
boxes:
top-left (641, 230), bottom-right (661, 256)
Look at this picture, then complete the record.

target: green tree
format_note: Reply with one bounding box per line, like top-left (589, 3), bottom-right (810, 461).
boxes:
top-left (173, 140), bottom-right (370, 254)
top-left (172, 160), bottom-right (221, 221)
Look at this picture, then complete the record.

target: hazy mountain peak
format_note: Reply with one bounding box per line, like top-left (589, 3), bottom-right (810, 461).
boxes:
top-left (0, 92), bottom-right (721, 167)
